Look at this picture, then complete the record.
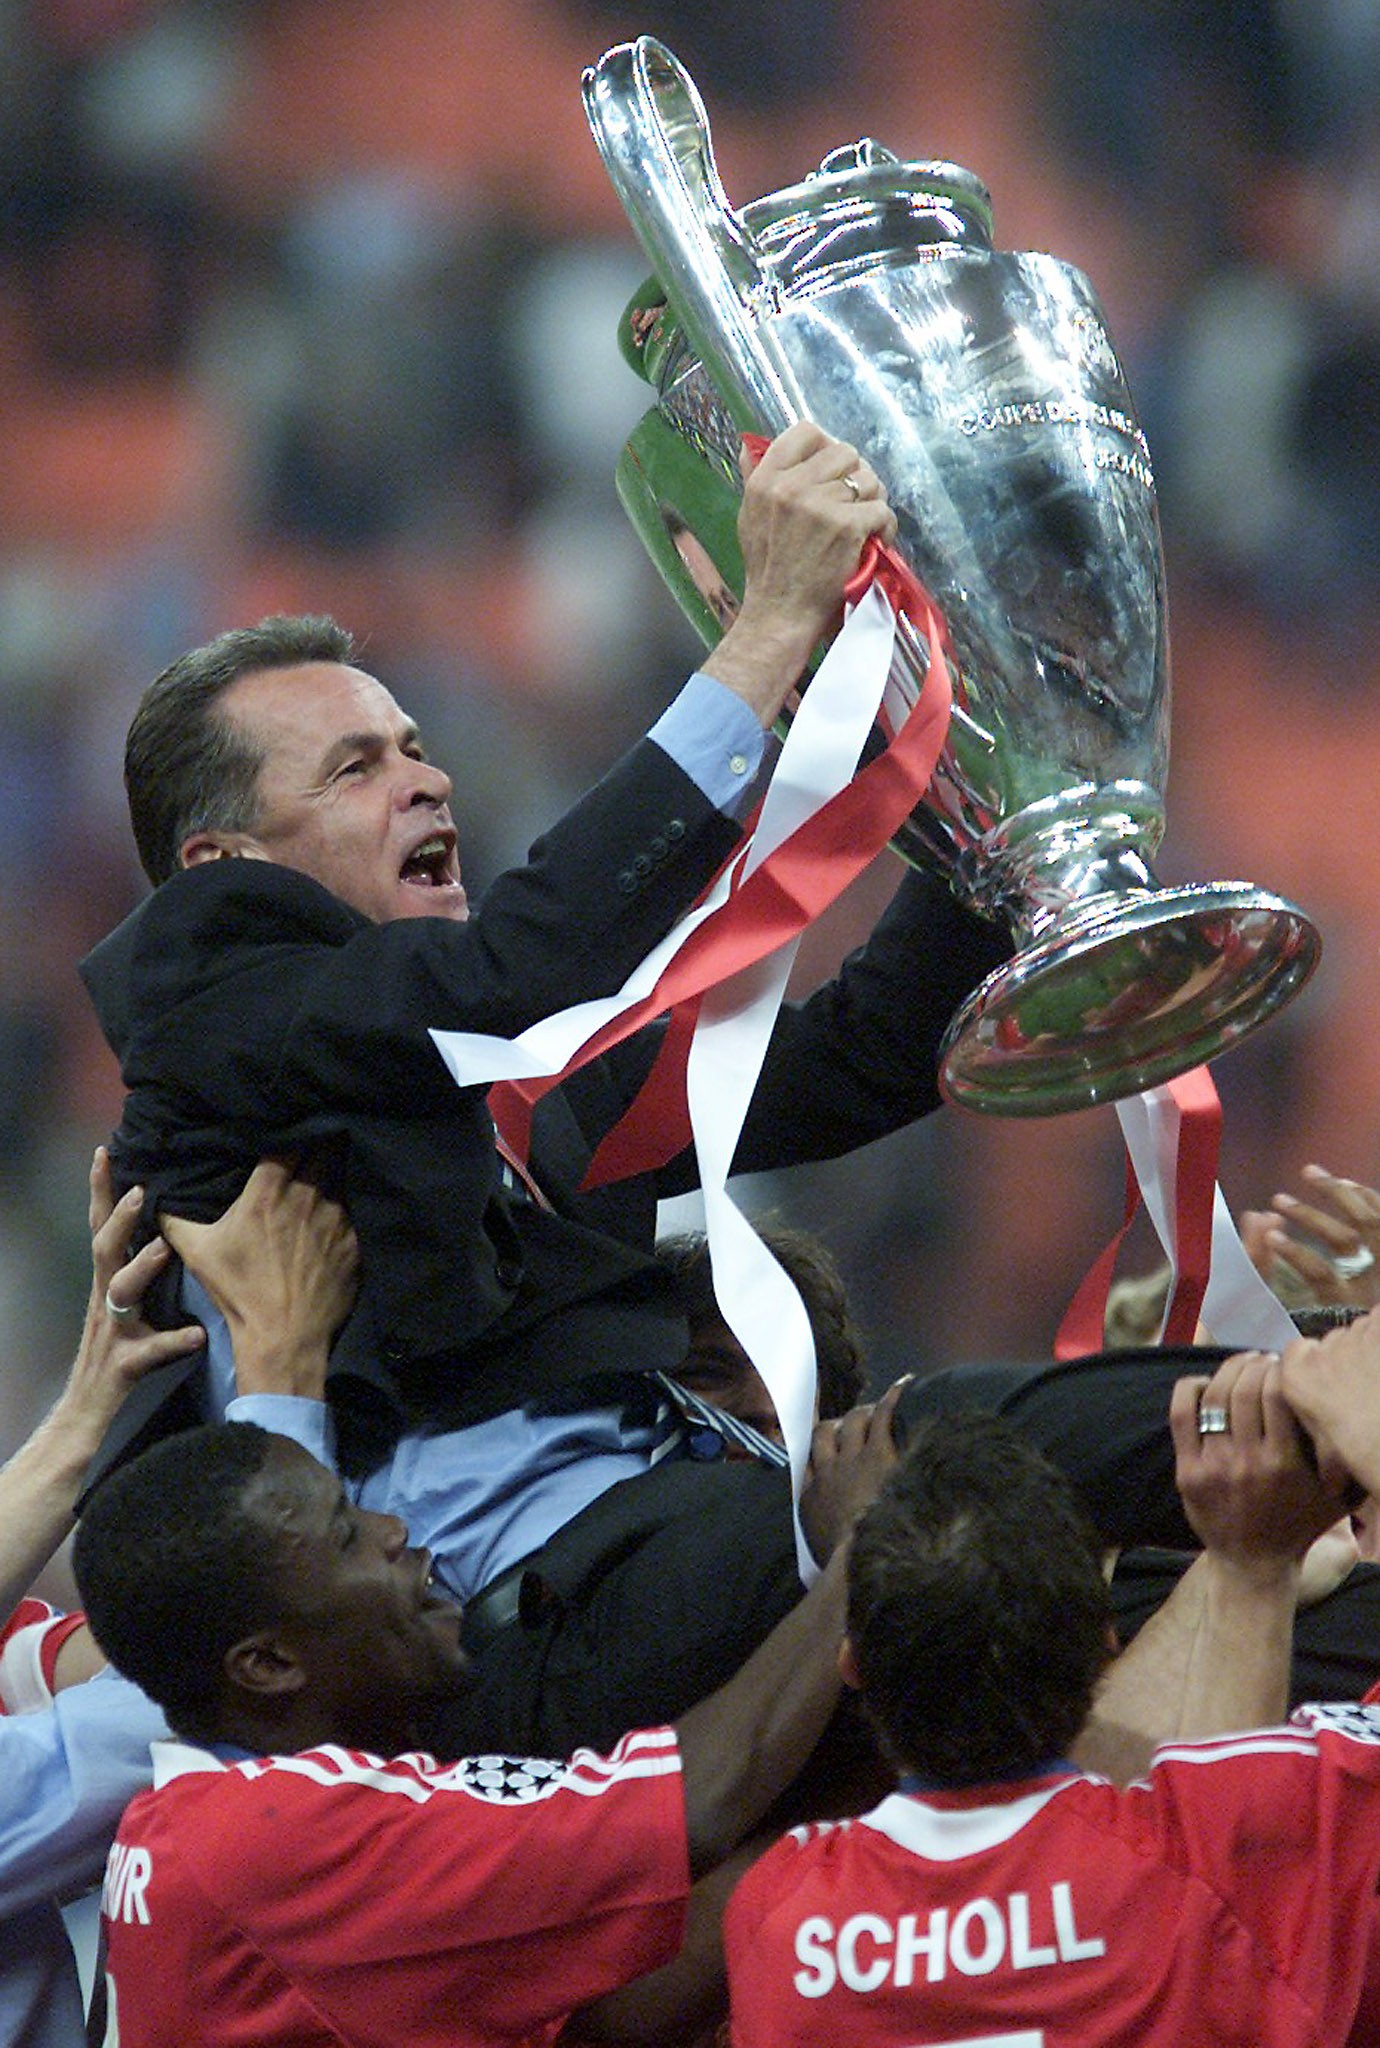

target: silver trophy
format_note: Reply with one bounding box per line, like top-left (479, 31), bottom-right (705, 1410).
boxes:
top-left (582, 38), bottom-right (1320, 1116)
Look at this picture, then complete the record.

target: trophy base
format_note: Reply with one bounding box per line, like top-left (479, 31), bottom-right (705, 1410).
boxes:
top-left (939, 882), bottom-right (1321, 1117)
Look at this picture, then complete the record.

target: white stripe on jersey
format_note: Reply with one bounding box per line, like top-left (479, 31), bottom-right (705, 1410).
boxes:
top-left (1147, 1708), bottom-right (1380, 1771)
top-left (860, 1780), bottom-right (1086, 1862)
top-left (1147, 1733), bottom-right (1320, 1771)
top-left (151, 1728), bottom-right (682, 1809)
top-left (562, 1730), bottom-right (682, 1790)
top-left (0, 1619), bottom-right (58, 1714)
top-left (247, 1750), bottom-right (434, 1802)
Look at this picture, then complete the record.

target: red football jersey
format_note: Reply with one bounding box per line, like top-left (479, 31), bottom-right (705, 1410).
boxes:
top-left (0, 1598), bottom-right (85, 1713)
top-left (727, 1704), bottom-right (1380, 2048)
top-left (102, 1727), bottom-right (688, 2046)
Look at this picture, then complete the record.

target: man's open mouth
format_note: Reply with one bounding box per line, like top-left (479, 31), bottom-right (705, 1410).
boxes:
top-left (400, 835), bottom-right (456, 888)
top-left (418, 1557), bottom-right (460, 1622)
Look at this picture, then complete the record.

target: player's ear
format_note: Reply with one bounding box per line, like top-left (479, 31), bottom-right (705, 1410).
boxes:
top-left (224, 1631), bottom-right (308, 1701)
top-left (180, 831), bottom-right (268, 868)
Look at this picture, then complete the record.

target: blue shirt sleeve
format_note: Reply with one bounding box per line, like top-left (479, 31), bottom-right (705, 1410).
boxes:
top-left (181, 1267), bottom-right (338, 1474)
top-left (0, 1670), bottom-right (165, 1916)
top-left (224, 1395), bottom-right (338, 1472)
top-left (648, 672), bottom-right (768, 819)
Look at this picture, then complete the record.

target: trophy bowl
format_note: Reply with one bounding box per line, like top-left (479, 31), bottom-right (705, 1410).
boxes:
top-left (583, 37), bottom-right (1320, 1116)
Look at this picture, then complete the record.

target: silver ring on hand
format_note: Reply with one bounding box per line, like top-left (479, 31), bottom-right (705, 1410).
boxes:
top-left (842, 472), bottom-right (862, 501)
top-left (1332, 1245), bottom-right (1376, 1280)
top-left (1196, 1404), bottom-right (1231, 1436)
top-left (104, 1289), bottom-right (138, 1322)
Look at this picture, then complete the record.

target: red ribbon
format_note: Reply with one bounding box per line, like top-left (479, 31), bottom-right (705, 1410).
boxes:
top-left (1054, 1066), bottom-right (1223, 1358)
top-left (490, 474), bottom-right (953, 1189)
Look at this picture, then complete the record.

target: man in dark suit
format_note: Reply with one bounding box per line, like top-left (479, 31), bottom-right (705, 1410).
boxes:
top-left (79, 423), bottom-right (1011, 1755)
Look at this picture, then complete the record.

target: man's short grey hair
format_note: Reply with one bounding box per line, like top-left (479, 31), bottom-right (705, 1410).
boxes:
top-left (125, 614), bottom-right (355, 885)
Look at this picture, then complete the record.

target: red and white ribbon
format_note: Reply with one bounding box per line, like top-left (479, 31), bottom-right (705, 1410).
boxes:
top-left (1057, 1066), bottom-right (1298, 1359)
top-left (432, 563), bottom-right (952, 1579)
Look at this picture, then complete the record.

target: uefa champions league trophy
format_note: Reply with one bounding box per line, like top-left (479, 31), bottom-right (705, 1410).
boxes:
top-left (582, 37), bottom-right (1320, 1116)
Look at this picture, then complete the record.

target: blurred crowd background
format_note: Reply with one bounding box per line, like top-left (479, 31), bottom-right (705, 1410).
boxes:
top-left (2, 0), bottom-right (1379, 1466)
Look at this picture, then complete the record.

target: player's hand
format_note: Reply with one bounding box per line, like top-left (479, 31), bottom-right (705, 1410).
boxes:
top-left (1171, 1350), bottom-right (1347, 1575)
top-left (1240, 1163), bottom-right (1380, 1311)
top-left (68, 1148), bottom-right (205, 1434)
top-left (161, 1161), bottom-right (358, 1400)
top-left (1279, 1305), bottom-right (1380, 1506)
top-left (799, 1378), bottom-right (906, 1564)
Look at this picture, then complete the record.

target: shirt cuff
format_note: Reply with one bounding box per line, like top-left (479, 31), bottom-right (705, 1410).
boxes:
top-left (648, 671), bottom-right (768, 819)
top-left (225, 1394), bottom-right (338, 1472)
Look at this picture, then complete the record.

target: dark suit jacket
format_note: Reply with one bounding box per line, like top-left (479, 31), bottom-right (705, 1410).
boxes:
top-left (81, 731), bottom-right (1010, 1476)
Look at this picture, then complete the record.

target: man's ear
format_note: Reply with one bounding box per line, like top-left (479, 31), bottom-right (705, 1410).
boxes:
top-left (180, 832), bottom-right (268, 868)
top-left (223, 1631), bottom-right (309, 1702)
top-left (838, 1636), bottom-right (862, 1692)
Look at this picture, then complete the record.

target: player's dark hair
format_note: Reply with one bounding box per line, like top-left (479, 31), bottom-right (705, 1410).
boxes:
top-left (848, 1413), bottom-right (1113, 1785)
top-left (657, 1223), bottom-right (868, 1419)
top-left (74, 1423), bottom-right (285, 1738)
top-left (125, 614), bottom-right (355, 885)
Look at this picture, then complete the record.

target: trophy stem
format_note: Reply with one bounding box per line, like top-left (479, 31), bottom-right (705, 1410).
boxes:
top-left (949, 784), bottom-right (1165, 943)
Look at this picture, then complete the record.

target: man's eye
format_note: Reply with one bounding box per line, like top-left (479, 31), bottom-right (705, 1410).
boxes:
top-left (335, 760), bottom-right (367, 779)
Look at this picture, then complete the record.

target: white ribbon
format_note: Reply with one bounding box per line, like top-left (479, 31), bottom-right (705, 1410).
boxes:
top-left (685, 585), bottom-right (898, 1580)
top-left (1115, 1090), bottom-right (1299, 1352)
top-left (432, 584), bottom-right (900, 1579)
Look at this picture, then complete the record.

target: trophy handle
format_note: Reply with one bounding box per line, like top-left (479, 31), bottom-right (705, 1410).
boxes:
top-left (582, 37), bottom-right (805, 436)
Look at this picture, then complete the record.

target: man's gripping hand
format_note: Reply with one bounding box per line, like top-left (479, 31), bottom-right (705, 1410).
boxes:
top-left (702, 422), bottom-right (897, 730)
top-left (1170, 1351), bottom-right (1348, 1579)
top-left (799, 1378), bottom-right (906, 1566)
top-left (161, 1162), bottom-right (358, 1401)
top-left (1280, 1304), bottom-right (1380, 1505)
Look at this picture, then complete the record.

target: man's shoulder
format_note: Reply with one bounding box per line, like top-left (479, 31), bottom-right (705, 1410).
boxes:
top-left (125, 1734), bottom-right (685, 1884)
top-left (81, 864), bottom-right (369, 1041)
top-left (118, 1742), bottom-right (347, 1861)
top-left (137, 862), bottom-right (367, 948)
top-left (1142, 1707), bottom-right (1380, 1799)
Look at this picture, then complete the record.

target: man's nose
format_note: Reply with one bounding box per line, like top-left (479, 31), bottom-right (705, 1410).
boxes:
top-left (397, 757), bottom-right (452, 807)
top-left (368, 1511), bottom-right (409, 1556)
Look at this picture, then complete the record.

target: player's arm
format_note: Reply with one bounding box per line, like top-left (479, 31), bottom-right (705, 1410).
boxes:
top-left (672, 1384), bottom-right (901, 1876)
top-left (22, 1159), bottom-right (357, 1693)
top-left (0, 1149), bottom-right (203, 1637)
top-left (565, 1387), bottom-right (902, 2044)
top-left (559, 1843), bottom-right (764, 2048)
top-left (1076, 1350), bottom-right (1347, 1782)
